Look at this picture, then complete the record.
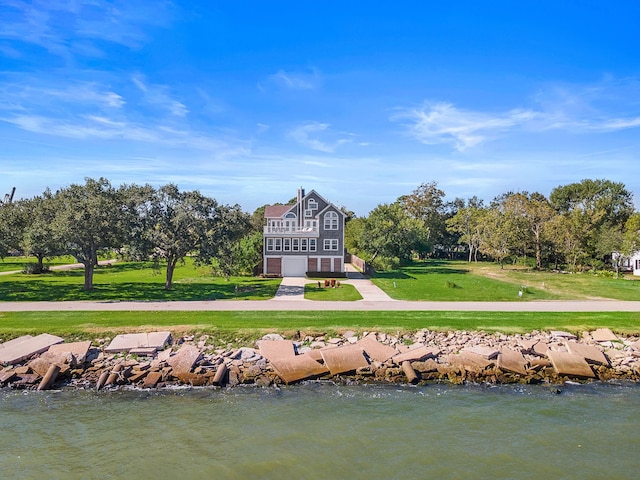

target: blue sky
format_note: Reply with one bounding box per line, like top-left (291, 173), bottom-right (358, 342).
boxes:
top-left (1, 1), bottom-right (639, 215)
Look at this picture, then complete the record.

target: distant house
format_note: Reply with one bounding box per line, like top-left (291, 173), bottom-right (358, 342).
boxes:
top-left (263, 188), bottom-right (345, 277)
top-left (613, 251), bottom-right (640, 276)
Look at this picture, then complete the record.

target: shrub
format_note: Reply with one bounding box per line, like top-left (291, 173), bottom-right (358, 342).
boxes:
top-left (371, 256), bottom-right (400, 271)
top-left (22, 263), bottom-right (50, 274)
top-left (306, 271), bottom-right (348, 278)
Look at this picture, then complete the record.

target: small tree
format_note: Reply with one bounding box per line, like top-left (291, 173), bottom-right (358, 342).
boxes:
top-left (53, 178), bottom-right (124, 290)
top-left (446, 197), bottom-right (485, 262)
top-left (200, 204), bottom-right (251, 280)
top-left (398, 181), bottom-right (448, 255)
top-left (145, 184), bottom-right (218, 290)
top-left (17, 190), bottom-right (63, 272)
top-left (360, 202), bottom-right (429, 267)
top-left (0, 201), bottom-right (23, 259)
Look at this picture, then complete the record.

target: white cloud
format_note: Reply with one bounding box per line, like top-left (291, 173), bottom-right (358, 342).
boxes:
top-left (393, 102), bottom-right (538, 151)
top-left (256, 123), bottom-right (270, 134)
top-left (132, 75), bottom-right (188, 117)
top-left (0, 0), bottom-right (174, 58)
top-left (395, 78), bottom-right (640, 151)
top-left (266, 68), bottom-right (321, 91)
top-left (287, 121), bottom-right (354, 153)
top-left (0, 80), bottom-right (125, 111)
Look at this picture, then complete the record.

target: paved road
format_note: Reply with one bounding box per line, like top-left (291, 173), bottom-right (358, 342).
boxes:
top-left (0, 259), bottom-right (118, 276)
top-left (1, 298), bottom-right (639, 313)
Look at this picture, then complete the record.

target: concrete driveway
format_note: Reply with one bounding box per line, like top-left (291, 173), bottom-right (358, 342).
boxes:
top-left (273, 264), bottom-right (391, 302)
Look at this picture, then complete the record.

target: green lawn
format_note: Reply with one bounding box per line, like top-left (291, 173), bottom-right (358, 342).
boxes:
top-left (0, 260), bottom-right (281, 301)
top-left (493, 266), bottom-right (640, 300)
top-left (1, 311), bottom-right (639, 341)
top-left (372, 260), bottom-right (640, 301)
top-left (304, 283), bottom-right (363, 301)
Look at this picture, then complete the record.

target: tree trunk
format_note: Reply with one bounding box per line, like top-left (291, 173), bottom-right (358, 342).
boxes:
top-left (36, 254), bottom-right (44, 272)
top-left (83, 261), bottom-right (94, 290)
top-left (165, 258), bottom-right (176, 290)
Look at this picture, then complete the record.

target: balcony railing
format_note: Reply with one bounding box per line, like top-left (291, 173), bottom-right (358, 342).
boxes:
top-left (264, 225), bottom-right (319, 235)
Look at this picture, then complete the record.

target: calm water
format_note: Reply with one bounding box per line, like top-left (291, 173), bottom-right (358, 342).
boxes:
top-left (1, 382), bottom-right (639, 480)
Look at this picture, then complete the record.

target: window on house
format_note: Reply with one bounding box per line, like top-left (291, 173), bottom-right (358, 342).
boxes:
top-left (267, 238), bottom-right (274, 251)
top-left (274, 238), bottom-right (282, 251)
top-left (283, 238), bottom-right (291, 251)
top-left (301, 238), bottom-right (308, 251)
top-left (305, 209), bottom-right (313, 217)
top-left (308, 199), bottom-right (318, 210)
top-left (309, 239), bottom-right (317, 251)
top-left (324, 239), bottom-right (338, 251)
top-left (293, 238), bottom-right (299, 251)
top-left (324, 211), bottom-right (339, 230)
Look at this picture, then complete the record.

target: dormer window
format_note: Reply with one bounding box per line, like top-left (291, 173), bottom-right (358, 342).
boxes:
top-left (324, 211), bottom-right (339, 230)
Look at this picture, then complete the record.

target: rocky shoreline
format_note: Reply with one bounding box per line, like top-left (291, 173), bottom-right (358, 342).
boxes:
top-left (1, 328), bottom-right (639, 391)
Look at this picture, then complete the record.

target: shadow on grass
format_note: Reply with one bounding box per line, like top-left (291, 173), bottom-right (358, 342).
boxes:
top-left (373, 271), bottom-right (415, 280)
top-left (373, 261), bottom-right (470, 279)
top-left (0, 278), bottom-right (279, 302)
top-left (406, 266), bottom-right (469, 275)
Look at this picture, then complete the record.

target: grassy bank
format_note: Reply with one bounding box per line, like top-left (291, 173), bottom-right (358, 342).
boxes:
top-left (1, 310), bottom-right (639, 341)
top-left (373, 260), bottom-right (640, 301)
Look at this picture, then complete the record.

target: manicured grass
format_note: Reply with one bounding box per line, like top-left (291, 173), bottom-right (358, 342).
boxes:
top-left (0, 255), bottom-right (79, 272)
top-left (487, 265), bottom-right (640, 301)
top-left (373, 261), bottom-right (560, 301)
top-left (1, 311), bottom-right (638, 340)
top-left (304, 283), bottom-right (363, 301)
top-left (372, 260), bottom-right (640, 301)
top-left (0, 261), bottom-right (281, 301)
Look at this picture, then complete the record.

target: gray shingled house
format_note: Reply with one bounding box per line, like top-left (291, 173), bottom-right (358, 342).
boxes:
top-left (263, 188), bottom-right (345, 276)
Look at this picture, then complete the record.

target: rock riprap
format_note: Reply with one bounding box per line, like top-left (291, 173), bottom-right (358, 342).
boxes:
top-left (1, 328), bottom-right (639, 390)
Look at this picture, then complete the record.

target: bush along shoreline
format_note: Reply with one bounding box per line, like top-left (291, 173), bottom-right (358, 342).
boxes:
top-left (1, 328), bottom-right (639, 391)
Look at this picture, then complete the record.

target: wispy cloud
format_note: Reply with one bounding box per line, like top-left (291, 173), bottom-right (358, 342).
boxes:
top-left (0, 0), bottom-right (174, 59)
top-left (287, 121), bottom-right (353, 153)
top-left (395, 78), bottom-right (640, 151)
top-left (264, 68), bottom-right (321, 91)
top-left (393, 102), bottom-right (538, 151)
top-left (0, 75), bottom-right (242, 152)
top-left (132, 75), bottom-right (188, 117)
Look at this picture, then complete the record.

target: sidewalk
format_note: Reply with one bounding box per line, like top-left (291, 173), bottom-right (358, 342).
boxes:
top-left (342, 264), bottom-right (393, 301)
top-left (0, 259), bottom-right (118, 276)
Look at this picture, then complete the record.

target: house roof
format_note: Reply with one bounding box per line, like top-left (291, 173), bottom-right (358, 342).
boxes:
top-left (317, 203), bottom-right (346, 217)
top-left (264, 205), bottom-right (293, 218)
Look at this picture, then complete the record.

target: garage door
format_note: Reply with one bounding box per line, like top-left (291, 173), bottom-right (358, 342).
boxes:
top-left (282, 256), bottom-right (307, 277)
